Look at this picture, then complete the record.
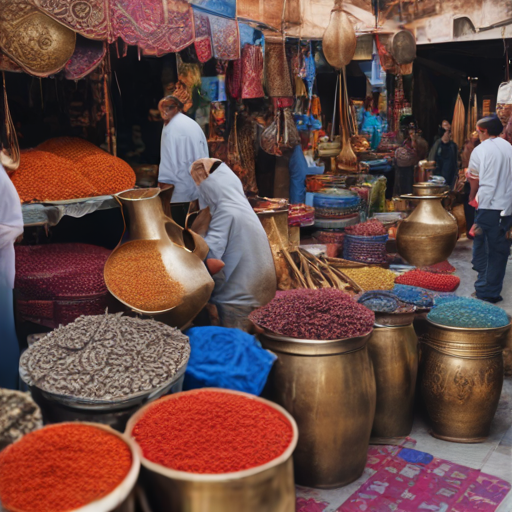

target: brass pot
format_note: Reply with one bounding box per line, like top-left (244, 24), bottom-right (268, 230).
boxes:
top-left (256, 207), bottom-right (293, 290)
top-left (125, 389), bottom-right (298, 512)
top-left (412, 182), bottom-right (449, 197)
top-left (104, 187), bottom-right (214, 328)
top-left (260, 331), bottom-right (376, 488)
top-left (396, 194), bottom-right (458, 267)
top-left (420, 320), bottom-right (511, 443)
top-left (367, 324), bottom-right (418, 441)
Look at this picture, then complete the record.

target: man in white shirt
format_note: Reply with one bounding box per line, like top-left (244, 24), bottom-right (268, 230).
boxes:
top-left (158, 81), bottom-right (208, 204)
top-left (468, 115), bottom-right (512, 303)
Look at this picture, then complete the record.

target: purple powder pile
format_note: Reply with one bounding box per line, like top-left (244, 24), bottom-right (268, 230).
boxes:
top-left (250, 289), bottom-right (374, 340)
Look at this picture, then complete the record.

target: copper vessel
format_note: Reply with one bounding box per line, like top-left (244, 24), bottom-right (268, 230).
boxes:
top-left (367, 324), bottom-right (418, 441)
top-left (396, 188), bottom-right (457, 267)
top-left (0, 0), bottom-right (76, 77)
top-left (260, 331), bottom-right (376, 488)
top-left (104, 187), bottom-right (214, 328)
top-left (420, 320), bottom-right (511, 443)
top-left (125, 389), bottom-right (298, 512)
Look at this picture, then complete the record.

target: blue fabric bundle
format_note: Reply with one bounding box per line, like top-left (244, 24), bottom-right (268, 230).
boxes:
top-left (184, 326), bottom-right (277, 396)
top-left (289, 145), bottom-right (308, 204)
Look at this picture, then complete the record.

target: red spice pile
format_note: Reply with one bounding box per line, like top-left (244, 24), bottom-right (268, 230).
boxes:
top-left (15, 244), bottom-right (110, 299)
top-left (132, 391), bottom-right (293, 474)
top-left (0, 424), bottom-right (132, 512)
top-left (345, 219), bottom-right (387, 236)
top-left (249, 288), bottom-right (375, 340)
top-left (395, 269), bottom-right (460, 292)
top-left (421, 260), bottom-right (456, 274)
top-left (10, 137), bottom-right (135, 203)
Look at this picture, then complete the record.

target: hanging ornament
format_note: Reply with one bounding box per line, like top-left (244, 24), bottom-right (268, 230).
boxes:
top-left (322, 0), bottom-right (357, 70)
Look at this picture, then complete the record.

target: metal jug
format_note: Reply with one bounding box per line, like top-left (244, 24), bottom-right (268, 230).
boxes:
top-left (105, 187), bottom-right (214, 328)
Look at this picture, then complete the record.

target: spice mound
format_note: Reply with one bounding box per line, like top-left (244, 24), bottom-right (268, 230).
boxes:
top-left (428, 298), bottom-right (509, 329)
top-left (15, 243), bottom-right (110, 299)
top-left (342, 267), bottom-right (396, 291)
top-left (0, 389), bottom-right (42, 449)
top-left (395, 269), bottom-right (460, 292)
top-left (249, 288), bottom-right (374, 340)
top-left (132, 390), bottom-right (293, 474)
top-left (10, 138), bottom-right (135, 203)
top-left (392, 284), bottom-right (434, 308)
top-left (19, 313), bottom-right (190, 401)
top-left (105, 240), bottom-right (185, 312)
top-left (345, 219), bottom-right (387, 236)
top-left (0, 424), bottom-right (132, 512)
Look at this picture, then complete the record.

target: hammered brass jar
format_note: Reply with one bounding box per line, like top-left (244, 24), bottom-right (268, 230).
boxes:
top-left (367, 324), bottom-right (418, 441)
top-left (104, 187), bottom-right (214, 328)
top-left (396, 184), bottom-right (458, 267)
top-left (420, 319), bottom-right (511, 443)
top-left (125, 389), bottom-right (298, 512)
top-left (260, 331), bottom-right (376, 488)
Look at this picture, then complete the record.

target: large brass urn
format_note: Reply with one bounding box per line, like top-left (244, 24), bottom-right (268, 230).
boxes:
top-left (396, 183), bottom-right (458, 267)
top-left (420, 319), bottom-right (510, 443)
top-left (104, 187), bottom-right (214, 328)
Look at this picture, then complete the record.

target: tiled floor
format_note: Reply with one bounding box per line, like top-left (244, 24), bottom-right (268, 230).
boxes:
top-left (297, 239), bottom-right (512, 511)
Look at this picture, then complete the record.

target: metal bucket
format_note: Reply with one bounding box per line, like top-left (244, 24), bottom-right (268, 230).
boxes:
top-left (420, 320), bottom-right (511, 443)
top-left (0, 422), bottom-right (140, 512)
top-left (367, 324), bottom-right (418, 442)
top-left (28, 363), bottom-right (187, 432)
top-left (125, 389), bottom-right (298, 512)
top-left (260, 331), bottom-right (375, 488)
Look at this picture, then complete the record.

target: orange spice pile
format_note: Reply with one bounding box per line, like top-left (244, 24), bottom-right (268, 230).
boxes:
top-left (10, 137), bottom-right (135, 203)
top-left (104, 240), bottom-right (185, 312)
top-left (0, 423), bottom-right (132, 512)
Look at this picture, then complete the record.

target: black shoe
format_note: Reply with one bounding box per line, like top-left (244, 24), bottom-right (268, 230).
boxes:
top-left (471, 292), bottom-right (503, 303)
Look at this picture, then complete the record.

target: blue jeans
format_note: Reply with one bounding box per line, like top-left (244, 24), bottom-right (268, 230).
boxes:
top-left (0, 288), bottom-right (20, 389)
top-left (472, 209), bottom-right (512, 300)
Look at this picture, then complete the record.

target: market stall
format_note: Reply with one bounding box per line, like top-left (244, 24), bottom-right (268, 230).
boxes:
top-left (1, 0), bottom-right (512, 511)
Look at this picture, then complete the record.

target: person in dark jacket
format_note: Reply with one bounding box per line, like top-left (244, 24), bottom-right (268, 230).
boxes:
top-left (433, 125), bottom-right (458, 188)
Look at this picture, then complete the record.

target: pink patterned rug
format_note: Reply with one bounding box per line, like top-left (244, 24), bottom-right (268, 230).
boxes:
top-left (296, 443), bottom-right (511, 512)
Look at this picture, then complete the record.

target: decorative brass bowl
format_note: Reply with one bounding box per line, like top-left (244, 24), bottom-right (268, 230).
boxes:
top-left (0, 0), bottom-right (76, 77)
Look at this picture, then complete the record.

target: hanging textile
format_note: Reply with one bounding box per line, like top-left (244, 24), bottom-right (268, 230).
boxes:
top-left (239, 23), bottom-right (256, 47)
top-left (265, 41), bottom-right (293, 98)
top-left (0, 0), bottom-right (76, 78)
top-left (31, 0), bottom-right (110, 41)
top-left (208, 15), bottom-right (240, 61)
top-left (65, 38), bottom-right (106, 81)
top-left (227, 60), bottom-right (243, 100)
top-left (189, 0), bottom-right (236, 18)
top-left (230, 113), bottom-right (259, 195)
top-left (111, 0), bottom-right (194, 56)
top-left (241, 45), bottom-right (264, 99)
top-left (193, 10), bottom-right (213, 63)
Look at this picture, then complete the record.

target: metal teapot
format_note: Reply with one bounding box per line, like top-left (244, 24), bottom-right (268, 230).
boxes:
top-left (104, 186), bottom-right (214, 328)
top-left (396, 183), bottom-right (458, 267)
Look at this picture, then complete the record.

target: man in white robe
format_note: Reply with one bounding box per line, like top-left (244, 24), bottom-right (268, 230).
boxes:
top-left (0, 161), bottom-right (23, 389)
top-left (158, 82), bottom-right (208, 204)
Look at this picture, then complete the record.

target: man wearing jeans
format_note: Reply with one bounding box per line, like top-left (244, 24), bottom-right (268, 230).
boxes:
top-left (468, 115), bottom-right (512, 303)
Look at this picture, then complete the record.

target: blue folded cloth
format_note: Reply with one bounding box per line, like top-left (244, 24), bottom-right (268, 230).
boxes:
top-left (184, 326), bottom-right (277, 396)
